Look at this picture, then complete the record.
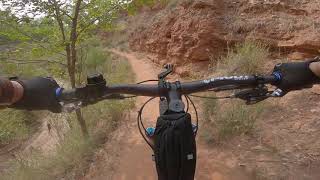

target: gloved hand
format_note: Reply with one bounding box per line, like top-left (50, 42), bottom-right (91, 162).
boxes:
top-left (10, 77), bottom-right (62, 113)
top-left (272, 57), bottom-right (320, 96)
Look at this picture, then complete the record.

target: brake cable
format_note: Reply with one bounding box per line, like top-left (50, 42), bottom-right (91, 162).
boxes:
top-left (186, 95), bottom-right (199, 136)
top-left (184, 95), bottom-right (190, 113)
top-left (189, 94), bottom-right (233, 99)
top-left (137, 79), bottom-right (159, 84)
top-left (137, 97), bottom-right (156, 150)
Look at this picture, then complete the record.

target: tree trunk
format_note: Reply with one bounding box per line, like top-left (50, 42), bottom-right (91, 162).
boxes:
top-left (65, 44), bottom-right (76, 87)
top-left (69, 0), bottom-right (88, 137)
top-left (76, 109), bottom-right (88, 137)
top-left (54, 0), bottom-right (88, 137)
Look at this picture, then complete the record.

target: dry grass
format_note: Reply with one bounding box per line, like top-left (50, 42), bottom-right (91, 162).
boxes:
top-left (202, 98), bottom-right (264, 141)
top-left (202, 41), bottom-right (269, 142)
top-left (217, 41), bottom-right (269, 75)
top-left (0, 110), bottom-right (38, 146)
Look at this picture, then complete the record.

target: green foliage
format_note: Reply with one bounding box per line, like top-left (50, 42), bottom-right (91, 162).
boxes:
top-left (85, 47), bottom-right (109, 72)
top-left (77, 39), bottom-right (134, 84)
top-left (126, 0), bottom-right (157, 15)
top-left (218, 41), bottom-right (269, 75)
top-left (0, 13), bottom-right (66, 78)
top-left (0, 109), bottom-right (38, 145)
top-left (0, 60), bottom-right (62, 78)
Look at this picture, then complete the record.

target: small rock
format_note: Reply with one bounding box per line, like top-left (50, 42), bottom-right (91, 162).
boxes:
top-left (251, 145), bottom-right (264, 151)
top-left (238, 163), bottom-right (246, 167)
top-left (284, 149), bottom-right (291, 153)
top-left (310, 109), bottom-right (317, 113)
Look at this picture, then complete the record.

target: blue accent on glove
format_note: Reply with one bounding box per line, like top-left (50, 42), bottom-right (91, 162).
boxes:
top-left (272, 72), bottom-right (282, 82)
top-left (55, 88), bottom-right (63, 98)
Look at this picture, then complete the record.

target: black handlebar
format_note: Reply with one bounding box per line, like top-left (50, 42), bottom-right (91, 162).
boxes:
top-left (57, 74), bottom-right (280, 105)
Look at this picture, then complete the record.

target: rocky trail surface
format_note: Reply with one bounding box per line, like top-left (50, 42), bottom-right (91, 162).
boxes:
top-left (82, 49), bottom-right (254, 180)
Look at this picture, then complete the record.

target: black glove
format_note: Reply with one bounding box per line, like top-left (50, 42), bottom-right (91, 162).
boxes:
top-left (10, 77), bottom-right (62, 113)
top-left (272, 58), bottom-right (320, 95)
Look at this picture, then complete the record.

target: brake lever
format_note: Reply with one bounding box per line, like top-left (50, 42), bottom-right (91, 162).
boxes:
top-left (233, 85), bottom-right (270, 105)
top-left (210, 84), bottom-right (256, 92)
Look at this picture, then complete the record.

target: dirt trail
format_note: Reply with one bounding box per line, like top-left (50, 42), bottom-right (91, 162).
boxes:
top-left (108, 49), bottom-right (159, 180)
top-left (83, 49), bottom-right (159, 180)
top-left (83, 50), bottom-right (254, 180)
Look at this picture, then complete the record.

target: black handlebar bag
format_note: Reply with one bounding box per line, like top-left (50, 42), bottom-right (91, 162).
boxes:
top-left (153, 112), bottom-right (196, 180)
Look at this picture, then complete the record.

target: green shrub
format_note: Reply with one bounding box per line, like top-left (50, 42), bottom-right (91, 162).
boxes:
top-left (215, 101), bottom-right (263, 139)
top-left (218, 41), bottom-right (269, 75)
top-left (85, 47), bottom-right (109, 72)
top-left (203, 99), bottom-right (264, 141)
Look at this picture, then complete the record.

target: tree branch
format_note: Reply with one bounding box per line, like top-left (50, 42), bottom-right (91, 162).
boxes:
top-left (59, 8), bottom-right (73, 20)
top-left (77, 3), bottom-right (121, 37)
top-left (51, 0), bottom-right (67, 42)
top-left (79, 0), bottom-right (96, 10)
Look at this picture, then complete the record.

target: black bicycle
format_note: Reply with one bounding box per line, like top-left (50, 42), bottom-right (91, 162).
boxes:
top-left (57, 64), bottom-right (283, 180)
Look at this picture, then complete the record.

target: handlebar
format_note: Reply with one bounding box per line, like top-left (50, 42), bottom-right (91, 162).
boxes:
top-left (57, 74), bottom-right (280, 106)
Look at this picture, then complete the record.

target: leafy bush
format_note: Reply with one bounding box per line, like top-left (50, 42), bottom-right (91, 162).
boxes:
top-left (218, 41), bottom-right (269, 75)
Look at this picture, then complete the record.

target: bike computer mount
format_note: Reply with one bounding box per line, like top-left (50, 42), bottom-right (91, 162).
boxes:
top-left (158, 64), bottom-right (185, 114)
